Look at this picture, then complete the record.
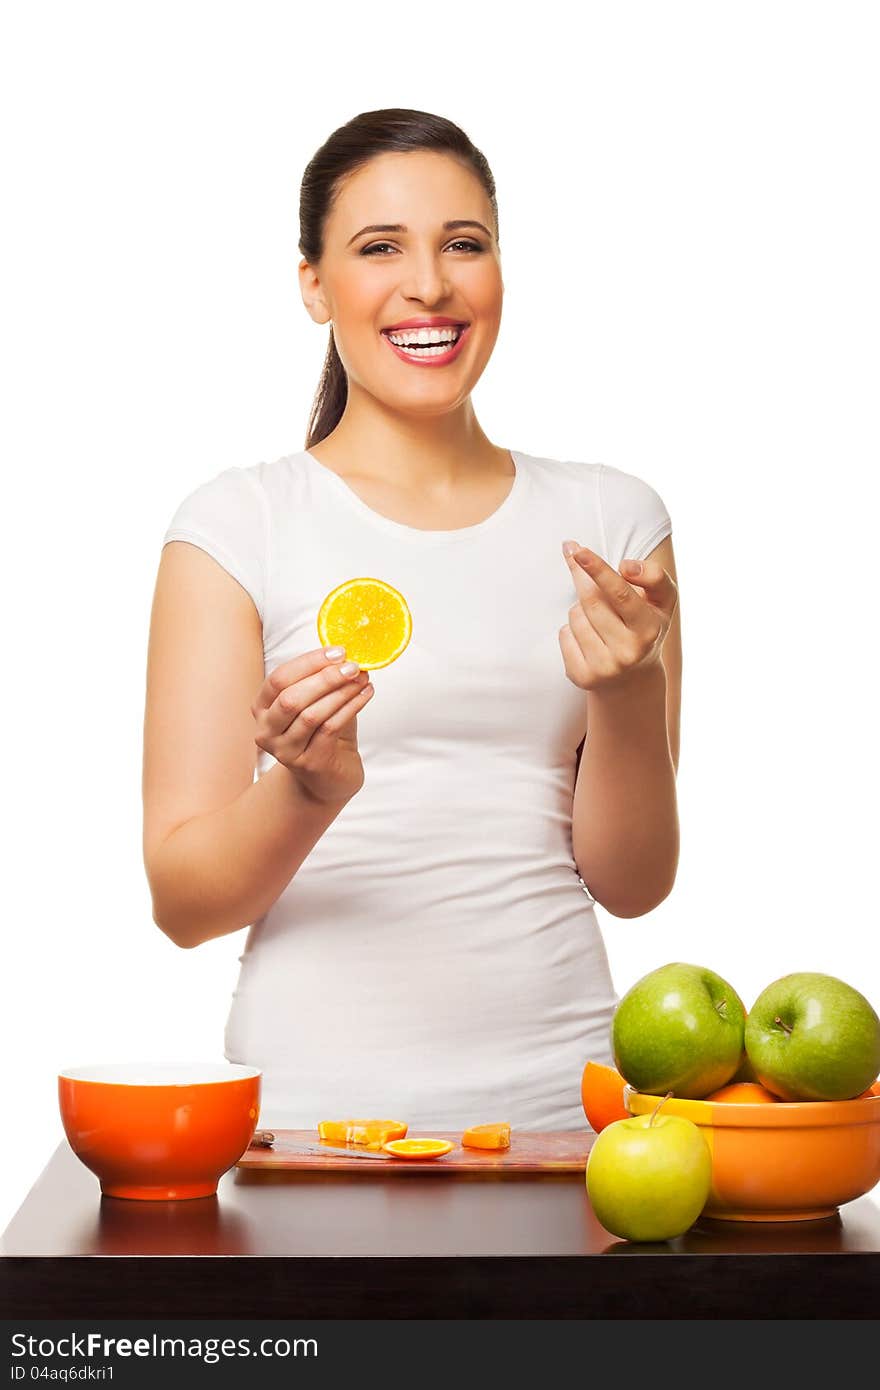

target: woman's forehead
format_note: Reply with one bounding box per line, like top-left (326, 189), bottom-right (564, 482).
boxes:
top-left (329, 151), bottom-right (490, 229)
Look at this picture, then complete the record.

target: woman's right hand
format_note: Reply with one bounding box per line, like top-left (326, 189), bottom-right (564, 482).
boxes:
top-left (251, 647), bottom-right (374, 805)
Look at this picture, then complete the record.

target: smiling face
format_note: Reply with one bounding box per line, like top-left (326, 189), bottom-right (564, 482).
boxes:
top-left (299, 150), bottom-right (504, 416)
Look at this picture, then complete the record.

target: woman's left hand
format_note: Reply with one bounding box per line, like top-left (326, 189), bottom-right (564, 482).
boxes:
top-left (559, 541), bottom-right (679, 695)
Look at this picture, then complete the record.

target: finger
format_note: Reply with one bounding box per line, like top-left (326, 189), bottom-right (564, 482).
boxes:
top-left (252, 646), bottom-right (349, 716)
top-left (620, 557), bottom-right (679, 617)
top-left (562, 541), bottom-right (642, 628)
top-left (262, 675), bottom-right (370, 761)
top-left (259, 661), bottom-right (364, 736)
top-left (263, 667), bottom-right (369, 742)
top-left (312, 680), bottom-right (374, 736)
top-left (279, 676), bottom-right (373, 755)
top-left (567, 599), bottom-right (620, 666)
top-left (562, 543), bottom-right (632, 648)
top-left (559, 621), bottom-right (599, 689)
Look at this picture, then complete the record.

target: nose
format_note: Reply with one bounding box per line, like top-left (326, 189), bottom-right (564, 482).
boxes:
top-left (400, 247), bottom-right (453, 307)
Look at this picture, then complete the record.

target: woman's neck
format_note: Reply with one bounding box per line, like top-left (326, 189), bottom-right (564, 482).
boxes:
top-left (309, 410), bottom-right (511, 489)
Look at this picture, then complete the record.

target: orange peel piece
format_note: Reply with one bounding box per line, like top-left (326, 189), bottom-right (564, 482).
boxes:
top-left (382, 1138), bottom-right (454, 1159)
top-left (581, 1060), bottom-right (630, 1134)
top-left (317, 1119), bottom-right (408, 1150)
top-left (317, 577), bottom-right (412, 670)
top-left (461, 1122), bottom-right (511, 1150)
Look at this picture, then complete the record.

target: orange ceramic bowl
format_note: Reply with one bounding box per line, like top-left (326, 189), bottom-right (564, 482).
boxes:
top-left (626, 1088), bottom-right (880, 1222)
top-left (58, 1063), bottom-right (262, 1201)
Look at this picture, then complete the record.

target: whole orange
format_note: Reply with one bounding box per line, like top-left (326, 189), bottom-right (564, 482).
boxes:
top-left (705, 1082), bottom-right (779, 1103)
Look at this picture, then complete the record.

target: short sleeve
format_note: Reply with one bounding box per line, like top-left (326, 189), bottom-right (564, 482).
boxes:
top-left (162, 465), bottom-right (269, 622)
top-left (598, 463), bottom-right (672, 570)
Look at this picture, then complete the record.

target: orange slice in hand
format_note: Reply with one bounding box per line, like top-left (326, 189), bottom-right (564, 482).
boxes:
top-left (318, 1119), bottom-right (408, 1150)
top-left (461, 1123), bottom-right (511, 1150)
top-left (317, 577), bottom-right (412, 670)
top-left (382, 1138), bottom-right (454, 1159)
top-left (581, 1061), bottom-right (630, 1134)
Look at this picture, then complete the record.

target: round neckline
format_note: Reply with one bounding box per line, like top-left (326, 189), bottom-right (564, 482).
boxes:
top-left (301, 447), bottom-right (529, 544)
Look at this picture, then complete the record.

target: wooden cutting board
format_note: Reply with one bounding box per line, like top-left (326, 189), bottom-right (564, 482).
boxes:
top-left (236, 1129), bottom-right (592, 1175)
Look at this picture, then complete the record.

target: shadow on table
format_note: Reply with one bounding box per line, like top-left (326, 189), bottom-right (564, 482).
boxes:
top-left (600, 1210), bottom-right (847, 1255)
top-left (66, 1194), bottom-right (253, 1255)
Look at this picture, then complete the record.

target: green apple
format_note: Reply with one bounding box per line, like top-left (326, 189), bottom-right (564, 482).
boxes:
top-left (586, 1105), bottom-right (712, 1242)
top-left (745, 972), bottom-right (880, 1101)
top-left (612, 962), bottom-right (746, 1098)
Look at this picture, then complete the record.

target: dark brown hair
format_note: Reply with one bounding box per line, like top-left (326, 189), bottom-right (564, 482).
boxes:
top-left (299, 109), bottom-right (499, 449)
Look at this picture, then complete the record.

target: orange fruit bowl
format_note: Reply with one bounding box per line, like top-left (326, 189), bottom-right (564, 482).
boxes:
top-left (58, 1063), bottom-right (262, 1201)
top-left (626, 1087), bottom-right (880, 1222)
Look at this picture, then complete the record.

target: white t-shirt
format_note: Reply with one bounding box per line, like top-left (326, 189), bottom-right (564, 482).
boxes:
top-left (162, 448), bottom-right (672, 1130)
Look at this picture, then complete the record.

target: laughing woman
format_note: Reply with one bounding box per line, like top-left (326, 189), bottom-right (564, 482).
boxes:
top-left (142, 108), bottom-right (681, 1131)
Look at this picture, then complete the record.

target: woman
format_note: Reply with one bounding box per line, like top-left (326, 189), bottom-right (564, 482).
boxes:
top-left (142, 108), bottom-right (681, 1131)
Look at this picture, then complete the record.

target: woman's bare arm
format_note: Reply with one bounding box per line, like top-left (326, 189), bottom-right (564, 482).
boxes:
top-left (142, 541), bottom-right (357, 949)
top-left (571, 532), bottom-right (681, 918)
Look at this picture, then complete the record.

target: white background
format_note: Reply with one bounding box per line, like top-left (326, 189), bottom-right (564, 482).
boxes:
top-left (1, 1), bottom-right (878, 1234)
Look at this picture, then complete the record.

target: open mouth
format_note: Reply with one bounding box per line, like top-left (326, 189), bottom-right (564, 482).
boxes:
top-left (380, 324), bottom-right (470, 364)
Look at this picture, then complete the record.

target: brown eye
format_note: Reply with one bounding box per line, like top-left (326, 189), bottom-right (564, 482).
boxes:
top-left (360, 240), bottom-right (484, 256)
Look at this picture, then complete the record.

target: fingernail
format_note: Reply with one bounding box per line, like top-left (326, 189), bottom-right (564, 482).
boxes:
top-left (562, 540), bottom-right (579, 557)
top-left (339, 660), bottom-right (360, 676)
top-left (324, 645), bottom-right (346, 659)
top-left (623, 560), bottom-right (643, 575)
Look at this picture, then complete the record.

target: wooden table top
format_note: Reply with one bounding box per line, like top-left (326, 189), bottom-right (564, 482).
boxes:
top-left (2, 1141), bottom-right (879, 1317)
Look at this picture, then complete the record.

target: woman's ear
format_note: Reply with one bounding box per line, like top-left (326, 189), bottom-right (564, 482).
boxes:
top-left (298, 258), bottom-right (331, 325)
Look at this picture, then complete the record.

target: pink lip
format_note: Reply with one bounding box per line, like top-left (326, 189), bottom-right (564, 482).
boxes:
top-left (381, 324), bottom-right (471, 368)
top-left (382, 317), bottom-right (468, 330)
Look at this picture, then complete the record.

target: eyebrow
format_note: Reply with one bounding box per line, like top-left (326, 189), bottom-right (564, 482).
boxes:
top-left (346, 220), bottom-right (493, 247)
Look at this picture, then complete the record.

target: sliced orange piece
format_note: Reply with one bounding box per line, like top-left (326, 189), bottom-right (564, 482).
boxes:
top-left (461, 1123), bottom-right (511, 1150)
top-left (706, 1082), bottom-right (779, 1103)
top-left (581, 1060), bottom-right (630, 1134)
top-left (317, 577), bottom-right (412, 670)
top-left (318, 1119), bottom-right (408, 1150)
top-left (382, 1138), bottom-right (454, 1159)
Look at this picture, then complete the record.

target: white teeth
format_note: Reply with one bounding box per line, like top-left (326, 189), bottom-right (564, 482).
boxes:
top-left (386, 326), bottom-right (463, 347)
